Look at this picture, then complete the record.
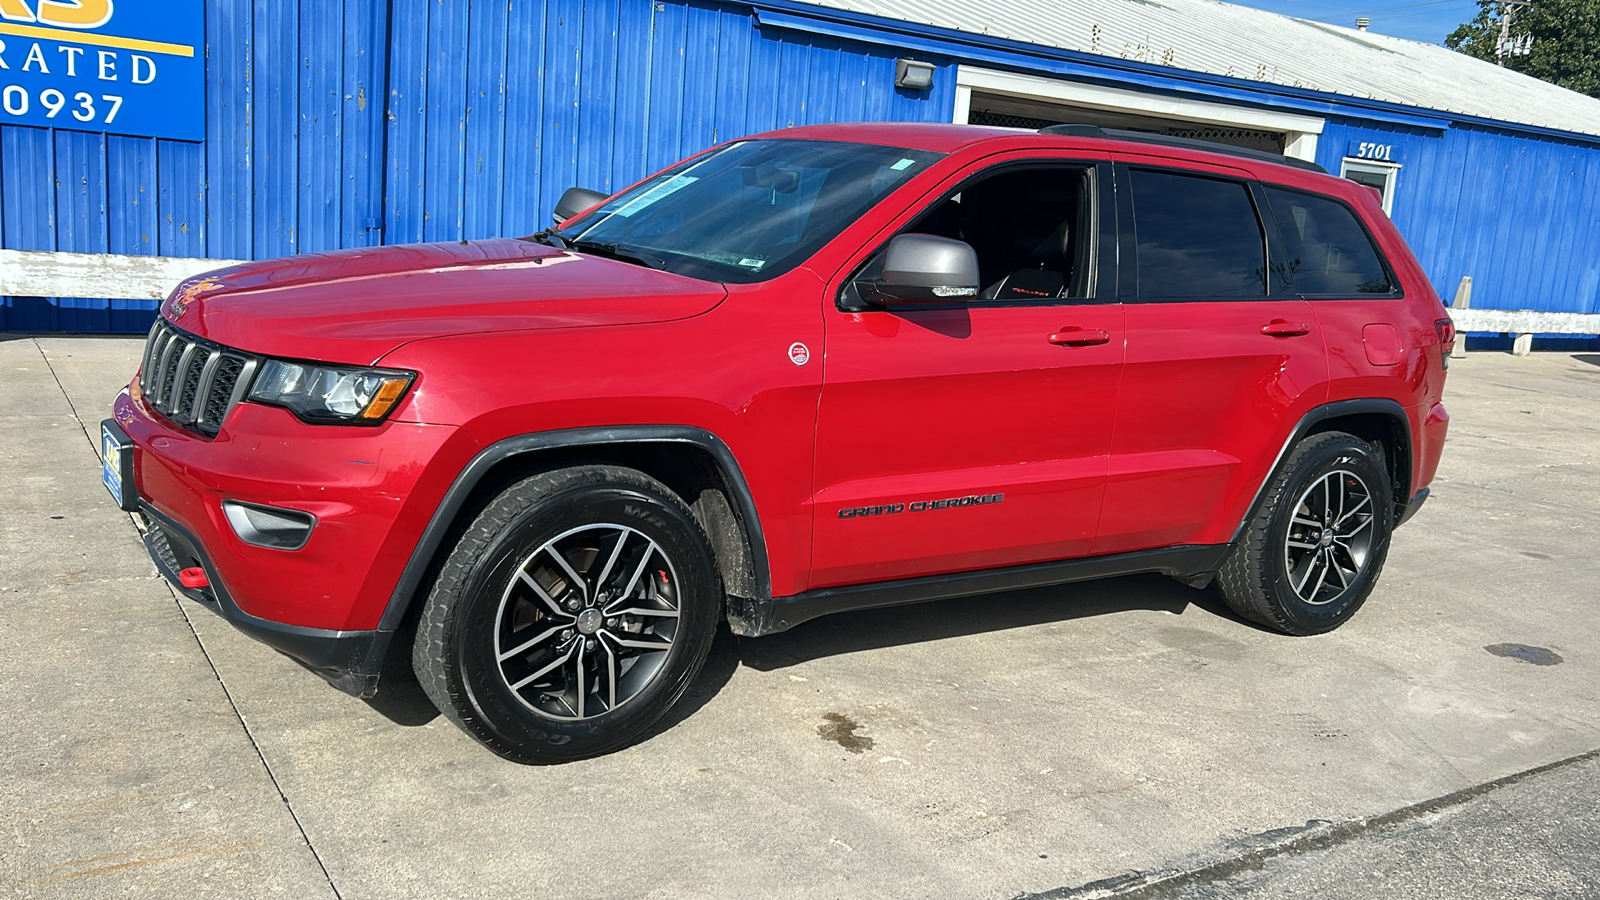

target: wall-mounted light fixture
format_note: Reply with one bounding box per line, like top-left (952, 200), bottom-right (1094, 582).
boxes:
top-left (895, 58), bottom-right (935, 90)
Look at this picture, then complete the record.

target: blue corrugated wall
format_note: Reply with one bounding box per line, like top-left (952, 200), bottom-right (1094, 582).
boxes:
top-left (1317, 117), bottom-right (1600, 315)
top-left (0, 0), bottom-right (954, 332)
top-left (1, 0), bottom-right (1595, 331)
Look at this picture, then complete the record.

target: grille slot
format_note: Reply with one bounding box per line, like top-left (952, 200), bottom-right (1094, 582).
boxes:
top-left (138, 320), bottom-right (259, 438)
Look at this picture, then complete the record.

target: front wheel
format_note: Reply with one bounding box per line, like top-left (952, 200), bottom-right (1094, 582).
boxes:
top-left (413, 466), bottom-right (721, 763)
top-left (1216, 432), bottom-right (1394, 635)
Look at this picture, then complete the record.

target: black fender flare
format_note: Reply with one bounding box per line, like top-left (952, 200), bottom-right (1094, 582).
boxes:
top-left (1230, 398), bottom-right (1414, 545)
top-left (374, 425), bottom-right (772, 636)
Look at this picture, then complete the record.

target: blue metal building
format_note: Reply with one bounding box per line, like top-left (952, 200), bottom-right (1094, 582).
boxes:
top-left (3, 0), bottom-right (1600, 333)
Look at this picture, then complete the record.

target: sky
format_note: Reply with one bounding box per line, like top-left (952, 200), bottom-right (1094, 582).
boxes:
top-left (1222, 0), bottom-right (1483, 45)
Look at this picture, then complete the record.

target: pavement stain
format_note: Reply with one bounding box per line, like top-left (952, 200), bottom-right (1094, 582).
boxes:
top-left (817, 712), bottom-right (874, 754)
top-left (1484, 643), bottom-right (1564, 666)
top-left (25, 838), bottom-right (261, 886)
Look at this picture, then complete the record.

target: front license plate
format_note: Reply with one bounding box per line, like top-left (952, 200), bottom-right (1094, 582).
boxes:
top-left (101, 420), bottom-right (138, 512)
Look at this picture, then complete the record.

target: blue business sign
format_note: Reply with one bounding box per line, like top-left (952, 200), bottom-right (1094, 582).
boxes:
top-left (0, 0), bottom-right (202, 140)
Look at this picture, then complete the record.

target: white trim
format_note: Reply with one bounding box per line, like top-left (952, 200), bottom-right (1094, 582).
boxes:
top-left (0, 250), bottom-right (241, 301)
top-left (1338, 158), bottom-right (1401, 215)
top-left (955, 65), bottom-right (1326, 162)
top-left (952, 84), bottom-right (973, 128)
top-left (1283, 131), bottom-right (1320, 163)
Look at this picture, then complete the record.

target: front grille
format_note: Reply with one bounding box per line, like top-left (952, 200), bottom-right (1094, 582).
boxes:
top-left (139, 319), bottom-right (260, 438)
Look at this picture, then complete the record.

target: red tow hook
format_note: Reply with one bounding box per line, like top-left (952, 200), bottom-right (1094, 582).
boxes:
top-left (178, 567), bottom-right (210, 589)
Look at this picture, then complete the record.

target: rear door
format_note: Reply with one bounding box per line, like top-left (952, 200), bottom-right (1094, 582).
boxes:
top-left (809, 154), bottom-right (1124, 589)
top-left (1095, 159), bottom-right (1329, 556)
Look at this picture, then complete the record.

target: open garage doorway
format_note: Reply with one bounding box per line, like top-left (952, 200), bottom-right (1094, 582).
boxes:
top-left (954, 66), bottom-right (1325, 162)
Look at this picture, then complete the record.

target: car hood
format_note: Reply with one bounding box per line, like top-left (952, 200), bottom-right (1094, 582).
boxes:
top-left (160, 239), bottom-right (728, 364)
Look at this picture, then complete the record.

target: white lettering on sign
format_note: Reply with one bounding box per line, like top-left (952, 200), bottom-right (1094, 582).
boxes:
top-left (1354, 142), bottom-right (1394, 162)
top-left (95, 47), bottom-right (112, 79)
top-left (21, 38), bottom-right (44, 71)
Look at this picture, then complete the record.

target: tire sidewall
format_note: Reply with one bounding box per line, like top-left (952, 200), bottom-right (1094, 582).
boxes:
top-left (445, 481), bottom-right (719, 758)
top-left (1264, 438), bottom-right (1394, 634)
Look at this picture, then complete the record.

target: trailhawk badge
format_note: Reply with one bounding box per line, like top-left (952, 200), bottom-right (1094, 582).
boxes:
top-left (788, 342), bottom-right (811, 366)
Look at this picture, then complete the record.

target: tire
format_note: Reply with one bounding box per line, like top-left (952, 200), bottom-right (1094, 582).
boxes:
top-left (413, 465), bottom-right (721, 763)
top-left (1216, 432), bottom-right (1394, 635)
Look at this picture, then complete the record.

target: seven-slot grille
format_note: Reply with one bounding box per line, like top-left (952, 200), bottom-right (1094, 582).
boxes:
top-left (139, 319), bottom-right (260, 438)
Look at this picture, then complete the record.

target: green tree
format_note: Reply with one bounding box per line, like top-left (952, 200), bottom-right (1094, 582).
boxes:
top-left (1446, 0), bottom-right (1600, 98)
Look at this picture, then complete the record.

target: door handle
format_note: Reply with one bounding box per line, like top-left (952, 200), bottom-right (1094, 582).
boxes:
top-left (1260, 319), bottom-right (1311, 337)
top-left (1048, 327), bottom-right (1111, 347)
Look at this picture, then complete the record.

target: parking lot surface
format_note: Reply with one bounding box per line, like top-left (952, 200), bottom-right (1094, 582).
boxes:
top-left (3, 336), bottom-right (1597, 898)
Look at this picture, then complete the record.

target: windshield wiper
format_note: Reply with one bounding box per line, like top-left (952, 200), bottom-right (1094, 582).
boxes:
top-left (526, 229), bottom-right (569, 249)
top-left (569, 240), bottom-right (668, 271)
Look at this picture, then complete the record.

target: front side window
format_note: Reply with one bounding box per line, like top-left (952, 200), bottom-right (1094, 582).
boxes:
top-left (843, 164), bottom-right (1097, 306)
top-left (552, 139), bottom-right (943, 284)
top-left (1129, 169), bottom-right (1266, 299)
top-left (1266, 187), bottom-right (1394, 296)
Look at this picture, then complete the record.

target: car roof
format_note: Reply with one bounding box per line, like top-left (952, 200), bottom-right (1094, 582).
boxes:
top-left (753, 121), bottom-right (1352, 194)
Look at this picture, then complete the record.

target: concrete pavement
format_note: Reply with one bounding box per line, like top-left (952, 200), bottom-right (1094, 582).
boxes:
top-left (2, 336), bottom-right (1597, 898)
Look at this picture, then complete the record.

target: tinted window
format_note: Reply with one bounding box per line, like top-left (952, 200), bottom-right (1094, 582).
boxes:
top-left (1130, 169), bottom-right (1265, 299)
top-left (844, 166), bottom-right (1095, 307)
top-left (1267, 188), bottom-right (1393, 294)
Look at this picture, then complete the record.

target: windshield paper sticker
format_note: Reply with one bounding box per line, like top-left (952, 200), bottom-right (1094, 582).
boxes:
top-left (890, 158), bottom-right (917, 171)
top-left (607, 175), bottom-right (698, 218)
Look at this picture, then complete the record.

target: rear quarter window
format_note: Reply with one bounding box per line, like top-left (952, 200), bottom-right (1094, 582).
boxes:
top-left (1266, 187), bottom-right (1395, 295)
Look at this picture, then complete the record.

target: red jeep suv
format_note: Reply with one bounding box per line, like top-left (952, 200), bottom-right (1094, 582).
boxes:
top-left (103, 123), bottom-right (1452, 763)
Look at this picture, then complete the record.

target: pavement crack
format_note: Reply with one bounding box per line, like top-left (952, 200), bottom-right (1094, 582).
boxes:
top-left (165, 588), bottom-right (346, 900)
top-left (33, 337), bottom-right (99, 454)
top-left (1016, 745), bottom-right (1600, 899)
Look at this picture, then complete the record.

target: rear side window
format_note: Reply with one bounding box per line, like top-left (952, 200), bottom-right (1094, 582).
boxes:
top-left (1266, 188), bottom-right (1394, 295)
top-left (1130, 169), bottom-right (1265, 299)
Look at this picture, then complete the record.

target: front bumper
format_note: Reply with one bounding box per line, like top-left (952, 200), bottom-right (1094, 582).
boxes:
top-left (141, 503), bottom-right (388, 697)
top-left (112, 380), bottom-right (481, 695)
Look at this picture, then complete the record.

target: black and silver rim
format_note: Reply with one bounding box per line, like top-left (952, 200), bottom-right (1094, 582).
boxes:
top-left (1283, 469), bottom-right (1375, 606)
top-left (493, 523), bottom-right (681, 721)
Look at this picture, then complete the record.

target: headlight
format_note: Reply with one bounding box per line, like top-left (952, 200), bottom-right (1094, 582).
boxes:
top-left (247, 360), bottom-right (415, 425)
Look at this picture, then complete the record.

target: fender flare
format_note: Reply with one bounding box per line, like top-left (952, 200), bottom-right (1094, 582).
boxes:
top-left (1230, 398), bottom-right (1413, 545)
top-left (374, 425), bottom-right (772, 635)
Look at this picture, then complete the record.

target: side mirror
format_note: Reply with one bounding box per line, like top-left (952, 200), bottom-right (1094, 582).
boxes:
top-left (552, 187), bottom-right (609, 225)
top-left (863, 234), bottom-right (980, 306)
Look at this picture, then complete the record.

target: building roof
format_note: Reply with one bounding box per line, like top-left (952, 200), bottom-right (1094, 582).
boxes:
top-left (794, 0), bottom-right (1600, 139)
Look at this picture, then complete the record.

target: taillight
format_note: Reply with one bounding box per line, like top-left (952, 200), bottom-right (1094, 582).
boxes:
top-left (1435, 317), bottom-right (1456, 368)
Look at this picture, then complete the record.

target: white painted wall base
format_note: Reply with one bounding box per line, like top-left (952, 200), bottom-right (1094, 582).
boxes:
top-left (0, 250), bottom-right (243, 302)
top-left (1451, 308), bottom-right (1600, 357)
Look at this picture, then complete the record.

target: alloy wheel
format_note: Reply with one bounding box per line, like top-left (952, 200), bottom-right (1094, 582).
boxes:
top-left (1283, 469), bottom-right (1376, 606)
top-left (493, 523), bottom-right (681, 721)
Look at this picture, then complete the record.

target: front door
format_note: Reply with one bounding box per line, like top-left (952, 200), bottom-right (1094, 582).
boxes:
top-left (809, 159), bottom-right (1125, 589)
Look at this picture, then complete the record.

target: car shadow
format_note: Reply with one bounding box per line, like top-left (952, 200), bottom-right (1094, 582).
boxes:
top-left (736, 572), bottom-right (1248, 672)
top-left (361, 573), bottom-right (1250, 732)
top-left (1576, 354), bottom-right (1600, 368)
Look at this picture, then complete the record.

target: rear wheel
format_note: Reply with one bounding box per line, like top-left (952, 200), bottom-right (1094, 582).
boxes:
top-left (1216, 432), bottom-right (1394, 635)
top-left (413, 465), bottom-right (721, 763)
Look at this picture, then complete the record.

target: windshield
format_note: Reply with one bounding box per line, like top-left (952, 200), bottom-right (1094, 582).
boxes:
top-left (550, 139), bottom-right (943, 283)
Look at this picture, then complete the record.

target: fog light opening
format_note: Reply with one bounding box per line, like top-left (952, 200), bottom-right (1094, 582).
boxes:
top-left (223, 500), bottom-right (317, 551)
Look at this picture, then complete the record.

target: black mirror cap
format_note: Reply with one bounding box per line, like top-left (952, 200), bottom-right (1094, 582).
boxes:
top-left (872, 233), bottom-right (980, 305)
top-left (552, 187), bottom-right (609, 225)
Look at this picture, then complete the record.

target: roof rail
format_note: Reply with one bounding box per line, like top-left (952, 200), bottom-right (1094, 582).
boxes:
top-left (1039, 124), bottom-right (1328, 174)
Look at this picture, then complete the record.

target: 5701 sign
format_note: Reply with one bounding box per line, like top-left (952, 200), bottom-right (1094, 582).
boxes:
top-left (0, 0), bottom-right (202, 141)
